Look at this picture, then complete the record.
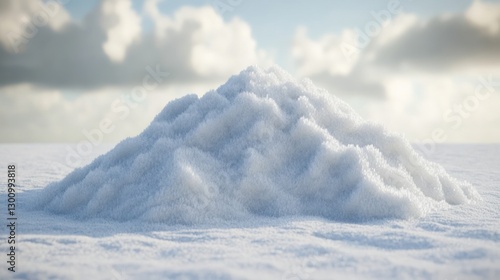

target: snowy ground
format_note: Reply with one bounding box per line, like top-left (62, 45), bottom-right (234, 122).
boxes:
top-left (0, 144), bottom-right (499, 279)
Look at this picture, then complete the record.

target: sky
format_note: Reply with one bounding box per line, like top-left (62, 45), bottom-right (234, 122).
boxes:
top-left (0, 0), bottom-right (499, 144)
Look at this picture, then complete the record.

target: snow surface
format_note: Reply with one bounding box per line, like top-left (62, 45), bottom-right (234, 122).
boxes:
top-left (0, 144), bottom-right (499, 279)
top-left (31, 66), bottom-right (478, 224)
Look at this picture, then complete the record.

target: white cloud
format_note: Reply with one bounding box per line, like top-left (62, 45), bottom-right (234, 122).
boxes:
top-left (290, 0), bottom-right (500, 142)
top-left (0, 82), bottom-right (223, 142)
top-left (0, 0), bottom-right (271, 88)
top-left (292, 27), bottom-right (358, 77)
top-left (371, 4), bottom-right (500, 72)
top-left (0, 0), bottom-right (70, 52)
top-left (2, 0), bottom-right (499, 143)
top-left (190, 10), bottom-right (257, 76)
top-left (101, 0), bottom-right (141, 62)
top-left (466, 0), bottom-right (500, 33)
top-left (143, 0), bottom-right (171, 40)
top-left (144, 3), bottom-right (263, 77)
top-left (0, 0), bottom-right (275, 142)
top-left (292, 0), bottom-right (500, 94)
top-left (292, 27), bottom-right (385, 98)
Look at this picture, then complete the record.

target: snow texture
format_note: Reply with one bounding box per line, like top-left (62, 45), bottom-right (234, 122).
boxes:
top-left (33, 66), bottom-right (480, 224)
top-left (1, 144), bottom-right (498, 279)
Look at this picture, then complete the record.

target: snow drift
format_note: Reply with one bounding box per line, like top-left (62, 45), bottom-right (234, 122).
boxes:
top-left (35, 66), bottom-right (480, 224)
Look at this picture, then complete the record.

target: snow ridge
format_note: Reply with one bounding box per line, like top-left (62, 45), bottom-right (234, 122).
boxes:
top-left (34, 66), bottom-right (480, 224)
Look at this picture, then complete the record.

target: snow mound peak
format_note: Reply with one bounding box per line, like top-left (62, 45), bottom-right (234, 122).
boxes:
top-left (35, 66), bottom-right (480, 224)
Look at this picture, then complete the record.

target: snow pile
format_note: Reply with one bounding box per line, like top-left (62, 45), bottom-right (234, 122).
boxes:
top-left (35, 66), bottom-right (480, 224)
